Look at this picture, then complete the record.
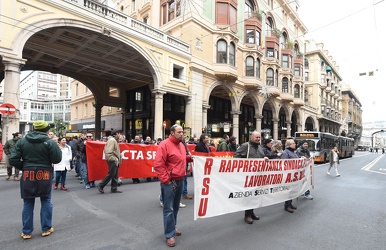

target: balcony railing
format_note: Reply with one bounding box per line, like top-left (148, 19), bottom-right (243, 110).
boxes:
top-left (63, 0), bottom-right (190, 53)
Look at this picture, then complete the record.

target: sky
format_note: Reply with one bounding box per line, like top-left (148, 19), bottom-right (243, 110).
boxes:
top-left (298, 0), bottom-right (386, 123)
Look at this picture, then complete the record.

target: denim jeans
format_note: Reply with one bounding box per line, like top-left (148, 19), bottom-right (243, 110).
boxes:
top-left (55, 170), bottom-right (67, 185)
top-left (22, 192), bottom-right (53, 234)
top-left (79, 161), bottom-right (89, 184)
top-left (182, 176), bottom-right (188, 197)
top-left (161, 180), bottom-right (183, 239)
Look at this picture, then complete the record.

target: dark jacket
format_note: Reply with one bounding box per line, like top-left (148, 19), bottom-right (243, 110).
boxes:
top-left (262, 145), bottom-right (280, 159)
top-left (217, 139), bottom-right (228, 152)
top-left (295, 146), bottom-right (311, 158)
top-left (9, 131), bottom-right (62, 199)
top-left (195, 141), bottom-right (211, 153)
top-left (9, 131), bottom-right (62, 169)
top-left (4, 137), bottom-right (20, 155)
top-left (227, 142), bottom-right (237, 152)
top-left (73, 138), bottom-right (87, 162)
top-left (234, 141), bottom-right (265, 159)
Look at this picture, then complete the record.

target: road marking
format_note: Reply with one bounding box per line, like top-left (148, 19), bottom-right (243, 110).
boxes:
top-left (361, 155), bottom-right (384, 171)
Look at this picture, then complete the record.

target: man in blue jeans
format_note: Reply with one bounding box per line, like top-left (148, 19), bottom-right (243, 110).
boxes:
top-left (295, 141), bottom-right (313, 200)
top-left (10, 120), bottom-right (62, 239)
top-left (154, 124), bottom-right (193, 247)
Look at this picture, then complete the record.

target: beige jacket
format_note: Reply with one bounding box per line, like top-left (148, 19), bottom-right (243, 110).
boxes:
top-left (104, 136), bottom-right (122, 166)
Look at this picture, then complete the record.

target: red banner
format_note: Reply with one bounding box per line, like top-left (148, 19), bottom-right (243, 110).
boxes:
top-left (86, 141), bottom-right (234, 181)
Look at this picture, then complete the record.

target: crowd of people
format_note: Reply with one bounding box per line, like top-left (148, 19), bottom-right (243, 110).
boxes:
top-left (4, 121), bottom-right (344, 247)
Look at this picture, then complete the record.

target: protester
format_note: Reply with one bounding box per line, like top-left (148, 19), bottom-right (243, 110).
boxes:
top-left (53, 137), bottom-right (72, 191)
top-left (262, 138), bottom-right (282, 159)
top-left (195, 134), bottom-right (211, 153)
top-left (281, 139), bottom-right (299, 213)
top-left (154, 124), bottom-right (193, 247)
top-left (130, 135), bottom-right (141, 184)
top-left (97, 131), bottom-right (122, 194)
top-left (9, 120), bottom-right (62, 239)
top-left (328, 146), bottom-right (340, 177)
top-left (272, 140), bottom-right (283, 155)
top-left (227, 136), bottom-right (238, 152)
top-left (295, 141), bottom-right (313, 200)
top-left (3, 132), bottom-right (22, 181)
top-left (73, 132), bottom-right (94, 189)
top-left (234, 131), bottom-right (267, 224)
top-left (182, 132), bottom-right (193, 200)
top-left (217, 134), bottom-right (229, 151)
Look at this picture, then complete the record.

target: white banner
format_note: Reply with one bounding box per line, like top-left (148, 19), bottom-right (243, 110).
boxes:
top-left (193, 156), bottom-right (314, 220)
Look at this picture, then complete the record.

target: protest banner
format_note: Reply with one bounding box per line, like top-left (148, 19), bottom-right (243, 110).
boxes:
top-left (193, 156), bottom-right (314, 220)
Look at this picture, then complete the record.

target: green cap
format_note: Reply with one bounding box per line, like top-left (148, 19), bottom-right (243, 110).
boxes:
top-left (33, 120), bottom-right (49, 131)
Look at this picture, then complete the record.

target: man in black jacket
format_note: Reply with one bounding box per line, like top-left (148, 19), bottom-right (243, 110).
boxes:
top-left (295, 141), bottom-right (313, 200)
top-left (194, 134), bottom-right (211, 153)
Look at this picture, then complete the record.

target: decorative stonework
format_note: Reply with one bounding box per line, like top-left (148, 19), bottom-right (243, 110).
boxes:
top-left (20, 5), bottom-right (28, 13)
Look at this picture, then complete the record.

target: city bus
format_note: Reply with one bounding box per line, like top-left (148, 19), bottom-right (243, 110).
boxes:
top-left (294, 132), bottom-right (337, 163)
top-left (337, 136), bottom-right (355, 158)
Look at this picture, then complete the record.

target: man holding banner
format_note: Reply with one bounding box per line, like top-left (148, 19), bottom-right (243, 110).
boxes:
top-left (234, 131), bottom-right (267, 224)
top-left (154, 124), bottom-right (193, 247)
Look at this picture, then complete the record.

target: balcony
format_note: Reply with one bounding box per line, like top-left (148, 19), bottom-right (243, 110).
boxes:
top-left (320, 82), bottom-right (327, 89)
top-left (280, 92), bottom-right (294, 102)
top-left (329, 90), bottom-right (335, 96)
top-left (325, 86), bottom-right (331, 93)
top-left (293, 97), bottom-right (305, 106)
top-left (334, 93), bottom-right (340, 99)
top-left (265, 86), bottom-right (280, 97)
top-left (213, 64), bottom-right (238, 81)
top-left (243, 77), bottom-right (263, 90)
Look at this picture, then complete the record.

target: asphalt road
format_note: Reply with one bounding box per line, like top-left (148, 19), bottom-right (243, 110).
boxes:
top-left (0, 151), bottom-right (385, 250)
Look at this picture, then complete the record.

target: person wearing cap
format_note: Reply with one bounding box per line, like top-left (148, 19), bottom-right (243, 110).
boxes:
top-left (295, 140), bottom-right (314, 200)
top-left (3, 132), bottom-right (23, 181)
top-left (281, 139), bottom-right (299, 213)
top-left (9, 120), bottom-right (62, 239)
top-left (234, 131), bottom-right (267, 224)
top-left (97, 131), bottom-right (122, 193)
top-left (262, 138), bottom-right (282, 159)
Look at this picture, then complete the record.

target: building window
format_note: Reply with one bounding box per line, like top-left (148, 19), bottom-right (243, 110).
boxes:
top-left (294, 64), bottom-right (301, 76)
top-left (229, 42), bottom-right (235, 66)
top-left (256, 58), bottom-right (260, 78)
top-left (305, 90), bottom-right (309, 103)
top-left (217, 39), bottom-right (227, 64)
top-left (245, 0), bottom-right (253, 19)
top-left (246, 56), bottom-right (254, 76)
top-left (305, 72), bottom-right (309, 81)
top-left (267, 48), bottom-right (274, 58)
top-left (275, 69), bottom-right (279, 86)
top-left (282, 54), bottom-right (289, 68)
top-left (266, 68), bottom-right (274, 86)
top-left (282, 77), bottom-right (289, 93)
top-left (294, 84), bottom-right (300, 98)
top-left (172, 63), bottom-right (186, 82)
top-left (216, 1), bottom-right (237, 28)
top-left (246, 29), bottom-right (255, 44)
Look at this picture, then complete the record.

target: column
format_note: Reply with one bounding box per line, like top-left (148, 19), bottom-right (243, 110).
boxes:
top-left (152, 90), bottom-right (165, 139)
top-left (286, 122), bottom-right (291, 137)
top-left (184, 95), bottom-right (192, 133)
top-left (202, 103), bottom-right (210, 131)
top-left (231, 111), bottom-right (241, 144)
top-left (94, 103), bottom-right (103, 140)
top-left (1, 57), bottom-right (25, 144)
top-left (272, 118), bottom-right (279, 140)
top-left (255, 114), bottom-right (262, 132)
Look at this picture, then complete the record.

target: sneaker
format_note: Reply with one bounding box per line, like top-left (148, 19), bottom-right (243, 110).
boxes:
top-left (90, 182), bottom-right (96, 188)
top-left (179, 203), bottom-right (186, 208)
top-left (327, 171), bottom-right (330, 175)
top-left (304, 195), bottom-right (314, 200)
top-left (85, 184), bottom-right (90, 189)
top-left (336, 174), bottom-right (341, 177)
top-left (41, 227), bottom-right (54, 237)
top-left (80, 180), bottom-right (84, 184)
top-left (54, 183), bottom-right (58, 190)
top-left (5, 175), bottom-right (10, 180)
top-left (97, 185), bottom-right (104, 194)
top-left (14, 177), bottom-right (19, 181)
top-left (21, 233), bottom-right (32, 239)
top-left (60, 185), bottom-right (67, 191)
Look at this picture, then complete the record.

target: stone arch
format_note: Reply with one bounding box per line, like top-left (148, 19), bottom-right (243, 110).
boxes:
top-left (12, 18), bottom-right (162, 89)
top-left (204, 80), bottom-right (238, 109)
top-left (238, 90), bottom-right (260, 112)
top-left (304, 115), bottom-right (317, 131)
